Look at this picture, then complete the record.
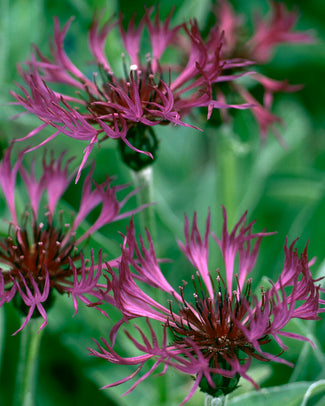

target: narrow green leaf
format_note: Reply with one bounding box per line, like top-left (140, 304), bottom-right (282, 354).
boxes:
top-left (301, 380), bottom-right (325, 406)
top-left (228, 381), bottom-right (324, 406)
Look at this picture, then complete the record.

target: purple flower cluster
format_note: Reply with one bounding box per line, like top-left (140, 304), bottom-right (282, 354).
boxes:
top-left (0, 145), bottom-right (145, 333)
top-left (10, 2), bottom-right (313, 175)
top-left (89, 209), bottom-right (324, 404)
top-left (215, 0), bottom-right (313, 140)
top-left (11, 8), bottom-right (253, 176)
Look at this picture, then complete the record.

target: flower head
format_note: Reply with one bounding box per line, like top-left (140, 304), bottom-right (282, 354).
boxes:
top-left (215, 0), bottom-right (314, 141)
top-left (90, 208), bottom-right (323, 404)
top-left (11, 8), bottom-right (252, 176)
top-left (0, 144), bottom-right (145, 333)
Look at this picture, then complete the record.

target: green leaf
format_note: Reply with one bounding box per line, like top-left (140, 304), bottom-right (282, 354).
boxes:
top-left (228, 381), bottom-right (325, 406)
top-left (301, 380), bottom-right (325, 406)
top-left (174, 0), bottom-right (212, 25)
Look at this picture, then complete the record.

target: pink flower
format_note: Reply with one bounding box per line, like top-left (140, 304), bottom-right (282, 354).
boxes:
top-left (0, 144), bottom-right (146, 334)
top-left (216, 0), bottom-right (314, 140)
top-left (247, 2), bottom-right (313, 63)
top-left (90, 208), bottom-right (323, 404)
top-left (11, 8), bottom-right (252, 175)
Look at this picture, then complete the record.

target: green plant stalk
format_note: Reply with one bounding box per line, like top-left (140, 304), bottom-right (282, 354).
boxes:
top-left (0, 0), bottom-right (9, 85)
top-left (0, 307), bottom-right (5, 379)
top-left (131, 165), bottom-right (156, 238)
top-left (205, 393), bottom-right (228, 406)
top-left (158, 370), bottom-right (168, 405)
top-left (14, 319), bottom-right (44, 406)
top-left (131, 166), bottom-right (168, 404)
top-left (217, 126), bottom-right (238, 228)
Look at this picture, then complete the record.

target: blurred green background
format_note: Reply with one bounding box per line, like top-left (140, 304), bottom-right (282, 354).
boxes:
top-left (1, 0), bottom-right (325, 405)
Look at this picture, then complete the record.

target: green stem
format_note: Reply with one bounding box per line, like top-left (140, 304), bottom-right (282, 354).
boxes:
top-left (0, 0), bottom-right (9, 85)
top-left (157, 370), bottom-right (168, 405)
top-left (14, 320), bottom-right (44, 406)
top-left (131, 166), bottom-right (156, 238)
top-left (204, 393), bottom-right (228, 406)
top-left (217, 126), bottom-right (237, 227)
top-left (0, 307), bottom-right (5, 377)
top-left (131, 166), bottom-right (167, 403)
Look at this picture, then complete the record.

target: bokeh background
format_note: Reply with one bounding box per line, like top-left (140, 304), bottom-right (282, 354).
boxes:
top-left (1, 0), bottom-right (325, 405)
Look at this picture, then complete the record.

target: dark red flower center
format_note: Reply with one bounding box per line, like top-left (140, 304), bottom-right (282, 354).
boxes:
top-left (87, 58), bottom-right (168, 122)
top-left (0, 213), bottom-right (78, 293)
top-left (167, 273), bottom-right (270, 396)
